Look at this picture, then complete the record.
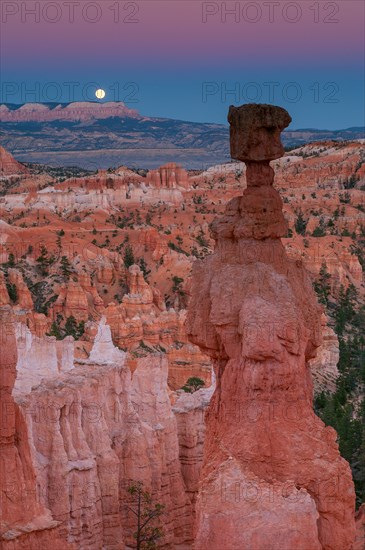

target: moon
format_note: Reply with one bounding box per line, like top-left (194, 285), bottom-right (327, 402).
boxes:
top-left (95, 88), bottom-right (106, 99)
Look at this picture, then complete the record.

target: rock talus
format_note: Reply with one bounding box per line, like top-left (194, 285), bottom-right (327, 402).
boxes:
top-left (186, 103), bottom-right (356, 550)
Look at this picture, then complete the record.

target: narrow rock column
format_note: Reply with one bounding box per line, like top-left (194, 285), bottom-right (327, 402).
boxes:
top-left (0, 306), bottom-right (40, 532)
top-left (186, 103), bottom-right (356, 550)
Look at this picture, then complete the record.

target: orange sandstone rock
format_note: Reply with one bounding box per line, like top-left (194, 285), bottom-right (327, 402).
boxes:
top-left (0, 146), bottom-right (28, 176)
top-left (187, 104), bottom-right (356, 550)
top-left (52, 280), bottom-right (96, 322)
top-left (146, 163), bottom-right (190, 189)
top-left (16, 351), bottom-right (193, 548)
top-left (0, 306), bottom-right (74, 549)
top-left (309, 313), bottom-right (340, 394)
top-left (0, 271), bottom-right (10, 306)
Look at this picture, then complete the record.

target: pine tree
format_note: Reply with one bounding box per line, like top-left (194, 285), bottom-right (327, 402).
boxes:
top-left (60, 256), bottom-right (72, 279)
top-left (124, 245), bottom-right (135, 268)
top-left (6, 282), bottom-right (17, 303)
top-left (138, 258), bottom-right (151, 281)
top-left (47, 321), bottom-right (63, 340)
top-left (313, 261), bottom-right (331, 305)
top-left (126, 481), bottom-right (165, 550)
top-left (7, 253), bottom-right (15, 267)
top-left (182, 377), bottom-right (205, 393)
top-left (294, 210), bottom-right (307, 235)
top-left (36, 245), bottom-right (50, 276)
top-left (64, 316), bottom-right (85, 339)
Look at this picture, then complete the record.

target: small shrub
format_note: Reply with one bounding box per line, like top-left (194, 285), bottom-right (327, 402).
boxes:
top-left (182, 377), bottom-right (205, 393)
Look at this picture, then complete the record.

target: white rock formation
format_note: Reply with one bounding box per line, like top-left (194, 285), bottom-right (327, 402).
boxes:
top-left (86, 316), bottom-right (126, 365)
top-left (13, 323), bottom-right (74, 396)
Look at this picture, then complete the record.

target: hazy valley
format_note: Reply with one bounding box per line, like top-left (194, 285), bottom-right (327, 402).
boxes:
top-left (1, 102), bottom-right (364, 169)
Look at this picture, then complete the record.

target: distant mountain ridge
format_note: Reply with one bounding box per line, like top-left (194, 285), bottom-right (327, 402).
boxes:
top-left (0, 101), bottom-right (141, 122)
top-left (1, 102), bottom-right (364, 169)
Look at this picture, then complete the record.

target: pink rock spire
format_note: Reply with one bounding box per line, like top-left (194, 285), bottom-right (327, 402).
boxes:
top-left (186, 103), bottom-right (356, 550)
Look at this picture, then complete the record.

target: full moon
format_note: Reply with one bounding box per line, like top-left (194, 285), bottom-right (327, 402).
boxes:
top-left (95, 89), bottom-right (106, 99)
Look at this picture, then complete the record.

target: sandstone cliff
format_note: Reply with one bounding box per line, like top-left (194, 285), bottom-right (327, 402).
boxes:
top-left (0, 146), bottom-right (28, 176)
top-left (2, 311), bottom-right (197, 548)
top-left (308, 314), bottom-right (340, 394)
top-left (0, 306), bottom-right (74, 549)
top-left (17, 356), bottom-right (193, 548)
top-left (146, 163), bottom-right (190, 189)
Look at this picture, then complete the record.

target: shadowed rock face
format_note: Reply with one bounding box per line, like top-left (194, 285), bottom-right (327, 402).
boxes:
top-left (186, 104), bottom-right (356, 550)
top-left (228, 103), bottom-right (292, 162)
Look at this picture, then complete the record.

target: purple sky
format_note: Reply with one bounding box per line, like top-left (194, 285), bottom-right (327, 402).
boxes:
top-left (1, 0), bottom-right (364, 128)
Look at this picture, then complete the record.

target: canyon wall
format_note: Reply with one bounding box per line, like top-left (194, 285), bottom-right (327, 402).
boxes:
top-left (173, 383), bottom-right (215, 509)
top-left (0, 186), bottom-right (184, 212)
top-left (146, 163), bottom-right (190, 189)
top-left (17, 355), bottom-right (193, 549)
top-left (1, 310), bottom-right (200, 548)
top-left (0, 306), bottom-right (74, 549)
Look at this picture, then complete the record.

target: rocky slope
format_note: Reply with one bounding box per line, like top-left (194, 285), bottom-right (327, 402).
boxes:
top-left (0, 146), bottom-right (29, 176)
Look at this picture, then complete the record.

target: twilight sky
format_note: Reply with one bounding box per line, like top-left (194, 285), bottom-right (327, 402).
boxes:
top-left (1, 0), bottom-right (364, 129)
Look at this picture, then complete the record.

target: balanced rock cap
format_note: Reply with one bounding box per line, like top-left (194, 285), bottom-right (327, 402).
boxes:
top-left (228, 103), bottom-right (292, 162)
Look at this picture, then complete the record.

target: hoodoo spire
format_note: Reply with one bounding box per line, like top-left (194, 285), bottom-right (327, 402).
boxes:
top-left (186, 103), bottom-right (356, 550)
